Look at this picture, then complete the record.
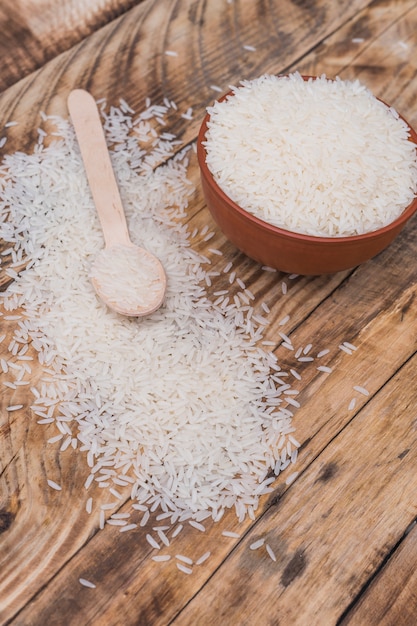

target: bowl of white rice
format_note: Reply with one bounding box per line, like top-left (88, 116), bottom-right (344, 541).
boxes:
top-left (197, 73), bottom-right (417, 274)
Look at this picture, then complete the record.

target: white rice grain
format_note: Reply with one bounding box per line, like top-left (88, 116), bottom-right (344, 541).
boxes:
top-left (250, 538), bottom-right (265, 550)
top-left (339, 345), bottom-right (353, 355)
top-left (317, 349), bottom-right (330, 358)
top-left (120, 524), bottom-right (138, 532)
top-left (176, 554), bottom-right (193, 565)
top-left (106, 519), bottom-right (127, 526)
top-left (47, 479), bottom-right (62, 491)
top-left (285, 471), bottom-right (299, 485)
top-left (189, 520), bottom-right (206, 532)
top-left (79, 578), bottom-right (96, 589)
top-left (171, 524), bottom-right (183, 538)
top-left (343, 342), bottom-right (358, 350)
top-left (146, 534), bottom-right (161, 550)
top-left (176, 563), bottom-right (193, 574)
top-left (195, 551), bottom-right (211, 565)
top-left (265, 543), bottom-right (277, 562)
top-left (152, 554), bottom-right (171, 562)
top-left (348, 398), bottom-right (357, 410)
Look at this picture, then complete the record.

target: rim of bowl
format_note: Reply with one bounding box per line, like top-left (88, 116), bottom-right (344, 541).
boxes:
top-left (197, 76), bottom-right (417, 244)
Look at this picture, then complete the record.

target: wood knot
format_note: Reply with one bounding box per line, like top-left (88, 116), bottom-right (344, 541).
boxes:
top-left (267, 483), bottom-right (286, 507)
top-left (316, 461), bottom-right (338, 483)
top-left (398, 449), bottom-right (410, 460)
top-left (281, 549), bottom-right (307, 587)
top-left (400, 292), bottom-right (415, 321)
top-left (0, 509), bottom-right (15, 533)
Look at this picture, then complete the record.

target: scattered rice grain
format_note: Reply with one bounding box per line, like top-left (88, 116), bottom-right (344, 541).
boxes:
top-left (176, 563), bottom-right (193, 574)
top-left (152, 554), bottom-right (171, 562)
top-left (195, 551), bottom-right (211, 565)
top-left (250, 538), bottom-right (265, 550)
top-left (265, 543), bottom-right (277, 562)
top-left (47, 479), bottom-right (62, 491)
top-left (189, 520), bottom-right (206, 532)
top-left (146, 534), bottom-right (161, 550)
top-left (79, 578), bottom-right (96, 589)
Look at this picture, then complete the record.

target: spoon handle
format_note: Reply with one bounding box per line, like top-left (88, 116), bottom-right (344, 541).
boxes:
top-left (67, 89), bottom-right (131, 249)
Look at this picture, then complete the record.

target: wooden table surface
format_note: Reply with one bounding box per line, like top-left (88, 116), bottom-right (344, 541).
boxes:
top-left (1, 1), bottom-right (417, 624)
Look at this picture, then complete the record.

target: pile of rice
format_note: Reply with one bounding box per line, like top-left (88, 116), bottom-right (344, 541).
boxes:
top-left (90, 244), bottom-right (166, 315)
top-left (0, 100), bottom-right (299, 524)
top-left (203, 72), bottom-right (417, 237)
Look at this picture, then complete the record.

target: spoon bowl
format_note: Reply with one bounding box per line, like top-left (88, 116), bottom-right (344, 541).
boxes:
top-left (67, 89), bottom-right (166, 316)
top-left (90, 245), bottom-right (166, 317)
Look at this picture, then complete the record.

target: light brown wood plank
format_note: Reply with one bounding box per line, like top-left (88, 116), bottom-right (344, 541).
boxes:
top-left (293, 0), bottom-right (417, 126)
top-left (0, 151), bottom-right (350, 626)
top-left (0, 0), bottom-right (143, 91)
top-left (341, 525), bottom-right (417, 625)
top-left (1, 0), bottom-right (417, 624)
top-left (6, 167), bottom-right (417, 625)
top-left (0, 2), bottom-right (374, 619)
top-left (174, 351), bottom-right (417, 625)
top-left (0, 0), bottom-right (374, 154)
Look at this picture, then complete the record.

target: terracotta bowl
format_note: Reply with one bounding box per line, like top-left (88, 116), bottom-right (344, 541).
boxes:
top-left (197, 89), bottom-right (417, 275)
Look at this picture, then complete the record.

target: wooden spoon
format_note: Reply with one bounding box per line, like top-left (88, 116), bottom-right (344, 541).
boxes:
top-left (67, 89), bottom-right (166, 317)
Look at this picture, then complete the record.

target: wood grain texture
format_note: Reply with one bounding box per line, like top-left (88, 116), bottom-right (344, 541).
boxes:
top-left (0, 0), bottom-right (142, 91)
top-left (0, 0), bottom-right (374, 151)
top-left (176, 353), bottom-right (417, 625)
top-left (293, 0), bottom-right (417, 126)
top-left (340, 524), bottom-right (417, 625)
top-left (1, 0), bottom-right (417, 624)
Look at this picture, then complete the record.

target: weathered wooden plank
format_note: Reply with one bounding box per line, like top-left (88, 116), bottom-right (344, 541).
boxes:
top-left (9, 225), bottom-right (417, 625)
top-left (174, 351), bottom-right (417, 625)
top-left (293, 0), bottom-right (417, 126)
top-left (0, 151), bottom-right (351, 626)
top-left (0, 0), bottom-right (142, 91)
top-left (1, 0), bottom-right (416, 624)
top-left (0, 0), bottom-right (374, 153)
top-left (340, 524), bottom-right (417, 625)
top-left (6, 149), bottom-right (417, 625)
top-left (0, 2), bottom-right (374, 612)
